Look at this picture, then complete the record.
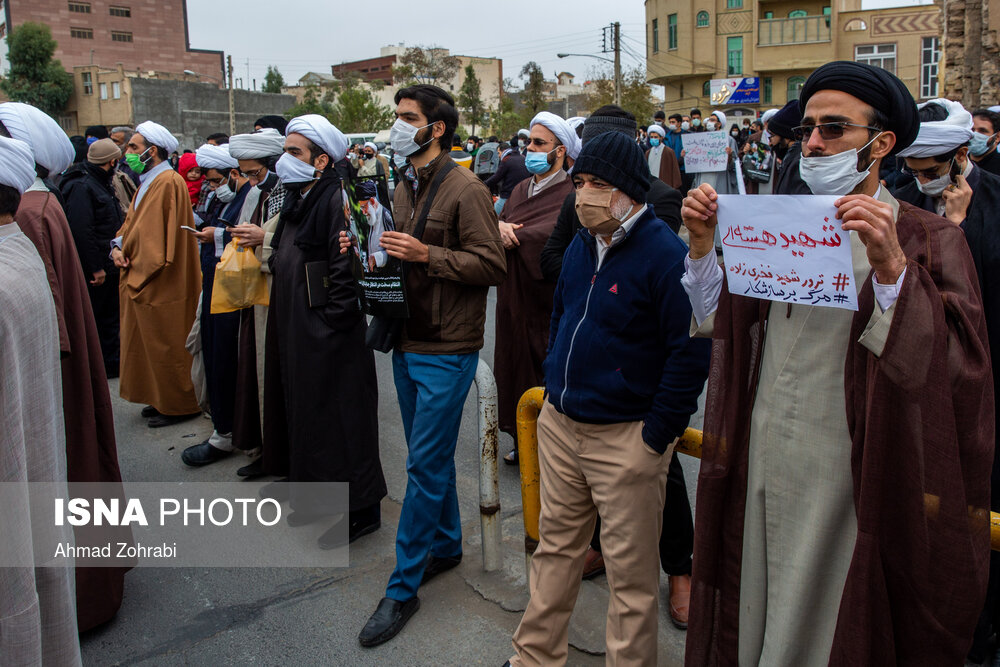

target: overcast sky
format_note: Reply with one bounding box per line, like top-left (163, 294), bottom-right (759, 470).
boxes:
top-left (187, 0), bottom-right (933, 94)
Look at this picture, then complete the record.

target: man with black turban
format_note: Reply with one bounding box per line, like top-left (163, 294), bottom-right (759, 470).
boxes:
top-left (254, 114), bottom-right (288, 135)
top-left (681, 61), bottom-right (993, 665)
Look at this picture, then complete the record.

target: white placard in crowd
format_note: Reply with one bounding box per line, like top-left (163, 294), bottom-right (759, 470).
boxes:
top-left (681, 131), bottom-right (729, 172)
top-left (715, 195), bottom-right (859, 311)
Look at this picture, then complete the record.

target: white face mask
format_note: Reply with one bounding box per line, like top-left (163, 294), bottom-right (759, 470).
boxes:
top-left (393, 153), bottom-right (407, 169)
top-left (913, 159), bottom-right (955, 197)
top-left (761, 129), bottom-right (772, 145)
top-left (799, 133), bottom-right (882, 196)
top-left (274, 152), bottom-right (318, 187)
top-left (681, 121), bottom-right (690, 131)
top-left (214, 180), bottom-right (236, 203)
top-left (390, 118), bottom-right (433, 157)
top-left (705, 121), bottom-right (717, 131)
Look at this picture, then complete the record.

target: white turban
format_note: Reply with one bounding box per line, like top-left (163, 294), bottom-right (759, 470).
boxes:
top-left (285, 114), bottom-right (348, 162)
top-left (136, 120), bottom-right (179, 154)
top-left (567, 117), bottom-right (587, 131)
top-left (195, 143), bottom-right (238, 171)
top-left (897, 98), bottom-right (974, 158)
top-left (363, 141), bottom-right (378, 153)
top-left (0, 102), bottom-right (75, 174)
top-left (710, 110), bottom-right (727, 129)
top-left (761, 108), bottom-right (780, 124)
top-left (518, 128), bottom-right (530, 138)
top-left (229, 128), bottom-right (284, 160)
top-left (647, 124), bottom-right (666, 138)
top-left (530, 111), bottom-right (582, 160)
top-left (0, 136), bottom-right (38, 193)
top-left (990, 106), bottom-right (1000, 114)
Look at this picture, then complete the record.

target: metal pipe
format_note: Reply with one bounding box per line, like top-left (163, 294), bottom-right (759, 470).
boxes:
top-left (475, 358), bottom-right (501, 572)
top-left (515, 387), bottom-right (546, 575)
top-left (516, 386), bottom-right (1000, 559)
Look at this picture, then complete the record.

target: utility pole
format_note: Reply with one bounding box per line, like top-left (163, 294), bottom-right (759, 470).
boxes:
top-left (613, 22), bottom-right (622, 107)
top-left (227, 54), bottom-right (235, 135)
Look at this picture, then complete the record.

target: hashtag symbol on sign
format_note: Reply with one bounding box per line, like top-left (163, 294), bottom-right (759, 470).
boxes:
top-left (833, 294), bottom-right (848, 303)
top-left (832, 273), bottom-right (849, 292)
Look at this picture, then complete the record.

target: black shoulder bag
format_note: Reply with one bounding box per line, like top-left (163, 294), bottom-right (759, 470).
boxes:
top-left (365, 159), bottom-right (456, 352)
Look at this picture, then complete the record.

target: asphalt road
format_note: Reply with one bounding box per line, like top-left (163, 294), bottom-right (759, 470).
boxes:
top-left (80, 288), bottom-right (704, 666)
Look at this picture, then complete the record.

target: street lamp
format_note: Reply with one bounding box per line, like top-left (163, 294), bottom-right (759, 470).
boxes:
top-left (183, 69), bottom-right (221, 83)
top-left (557, 51), bottom-right (621, 105)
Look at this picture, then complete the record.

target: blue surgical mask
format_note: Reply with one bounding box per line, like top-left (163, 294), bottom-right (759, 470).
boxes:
top-left (649, 137), bottom-right (661, 147)
top-left (970, 132), bottom-right (994, 157)
top-left (525, 149), bottom-right (553, 175)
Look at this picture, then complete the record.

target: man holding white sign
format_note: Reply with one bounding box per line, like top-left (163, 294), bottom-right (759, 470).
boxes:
top-left (681, 61), bottom-right (993, 665)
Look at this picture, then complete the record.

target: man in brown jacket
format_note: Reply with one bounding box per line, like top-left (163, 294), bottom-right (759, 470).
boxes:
top-left (354, 84), bottom-right (506, 647)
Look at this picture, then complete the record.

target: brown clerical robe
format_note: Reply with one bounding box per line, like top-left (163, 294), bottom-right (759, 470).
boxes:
top-left (495, 170), bottom-right (574, 436)
top-left (117, 166), bottom-right (201, 415)
top-left (686, 201), bottom-right (994, 665)
top-left (16, 185), bottom-right (129, 632)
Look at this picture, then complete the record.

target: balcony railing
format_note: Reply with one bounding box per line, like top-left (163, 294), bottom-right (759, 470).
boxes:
top-left (758, 15), bottom-right (831, 46)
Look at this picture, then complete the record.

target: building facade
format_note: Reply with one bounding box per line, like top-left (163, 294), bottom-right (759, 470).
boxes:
top-left (0, 0), bottom-right (223, 83)
top-left (645, 0), bottom-right (942, 119)
top-left (942, 0), bottom-right (1000, 109)
top-left (63, 64), bottom-right (294, 149)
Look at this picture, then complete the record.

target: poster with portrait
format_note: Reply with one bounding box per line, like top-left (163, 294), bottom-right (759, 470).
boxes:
top-left (344, 174), bottom-right (408, 318)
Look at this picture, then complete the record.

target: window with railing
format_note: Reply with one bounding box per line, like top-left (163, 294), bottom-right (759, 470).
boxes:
top-left (81, 71), bottom-right (93, 95)
top-left (697, 11), bottom-right (710, 28)
top-left (68, 1), bottom-right (90, 13)
top-left (111, 30), bottom-right (132, 42)
top-left (70, 27), bottom-right (93, 39)
top-left (758, 14), bottom-right (831, 46)
top-left (109, 5), bottom-right (130, 17)
top-left (763, 77), bottom-right (772, 103)
top-left (727, 0), bottom-right (743, 8)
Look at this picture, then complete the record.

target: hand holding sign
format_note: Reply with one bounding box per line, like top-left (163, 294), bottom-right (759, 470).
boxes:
top-left (716, 195), bottom-right (859, 310)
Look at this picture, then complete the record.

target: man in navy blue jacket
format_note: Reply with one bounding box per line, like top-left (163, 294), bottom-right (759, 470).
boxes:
top-left (507, 131), bottom-right (711, 666)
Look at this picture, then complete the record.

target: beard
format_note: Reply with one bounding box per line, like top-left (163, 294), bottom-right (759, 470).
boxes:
top-left (609, 191), bottom-right (635, 221)
top-left (409, 125), bottom-right (436, 158)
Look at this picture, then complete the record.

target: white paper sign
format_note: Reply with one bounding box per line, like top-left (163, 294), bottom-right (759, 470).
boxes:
top-left (681, 131), bottom-right (729, 173)
top-left (715, 195), bottom-right (859, 311)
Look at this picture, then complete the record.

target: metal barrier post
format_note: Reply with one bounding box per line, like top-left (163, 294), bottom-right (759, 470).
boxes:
top-left (475, 358), bottom-right (501, 572)
top-left (515, 387), bottom-right (546, 576)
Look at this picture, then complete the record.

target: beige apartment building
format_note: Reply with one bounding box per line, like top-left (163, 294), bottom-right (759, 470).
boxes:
top-left (645, 0), bottom-right (942, 119)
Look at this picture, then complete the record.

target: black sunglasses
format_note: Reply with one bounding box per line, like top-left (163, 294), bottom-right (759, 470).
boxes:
top-left (792, 122), bottom-right (881, 142)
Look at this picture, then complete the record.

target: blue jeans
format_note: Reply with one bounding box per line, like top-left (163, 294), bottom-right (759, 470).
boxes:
top-left (386, 350), bottom-right (478, 601)
top-left (494, 197), bottom-right (506, 216)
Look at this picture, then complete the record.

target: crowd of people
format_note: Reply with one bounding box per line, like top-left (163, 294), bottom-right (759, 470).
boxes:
top-left (3, 58), bottom-right (1000, 666)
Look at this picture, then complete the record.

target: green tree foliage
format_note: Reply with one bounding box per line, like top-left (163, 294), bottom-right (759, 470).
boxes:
top-left (392, 46), bottom-right (461, 86)
top-left (491, 78), bottom-right (529, 139)
top-left (262, 65), bottom-right (285, 94)
top-left (585, 66), bottom-right (656, 126)
top-left (457, 64), bottom-right (485, 137)
top-left (0, 22), bottom-right (73, 117)
top-left (519, 61), bottom-right (546, 114)
top-left (283, 74), bottom-right (394, 133)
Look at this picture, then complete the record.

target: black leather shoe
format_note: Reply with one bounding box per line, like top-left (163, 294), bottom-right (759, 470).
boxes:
top-left (236, 458), bottom-right (265, 478)
top-left (421, 553), bottom-right (462, 584)
top-left (358, 597), bottom-right (420, 647)
top-left (180, 441), bottom-right (232, 467)
top-left (147, 412), bottom-right (200, 428)
top-left (258, 478), bottom-right (290, 502)
top-left (140, 405), bottom-right (159, 418)
top-left (317, 506), bottom-right (381, 550)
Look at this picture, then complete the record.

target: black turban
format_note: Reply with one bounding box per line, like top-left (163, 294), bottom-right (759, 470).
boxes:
top-left (254, 114), bottom-right (288, 134)
top-left (799, 61), bottom-right (918, 155)
top-left (355, 179), bottom-right (378, 199)
top-left (85, 125), bottom-right (109, 139)
top-left (767, 99), bottom-right (801, 141)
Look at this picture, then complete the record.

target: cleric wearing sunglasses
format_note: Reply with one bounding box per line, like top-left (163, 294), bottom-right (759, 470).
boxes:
top-left (680, 61), bottom-right (992, 665)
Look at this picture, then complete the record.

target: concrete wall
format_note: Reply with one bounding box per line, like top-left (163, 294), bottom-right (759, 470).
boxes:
top-left (130, 79), bottom-right (294, 151)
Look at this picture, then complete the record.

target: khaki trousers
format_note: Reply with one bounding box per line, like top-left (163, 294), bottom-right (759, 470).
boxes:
top-left (511, 402), bottom-right (671, 666)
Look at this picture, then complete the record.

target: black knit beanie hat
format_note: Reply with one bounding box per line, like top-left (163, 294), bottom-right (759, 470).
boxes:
top-left (573, 131), bottom-right (650, 204)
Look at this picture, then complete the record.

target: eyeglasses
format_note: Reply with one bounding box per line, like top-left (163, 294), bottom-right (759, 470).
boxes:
top-left (792, 122), bottom-right (881, 142)
top-left (901, 159), bottom-right (953, 180)
top-left (239, 166), bottom-right (264, 179)
top-left (205, 176), bottom-right (227, 185)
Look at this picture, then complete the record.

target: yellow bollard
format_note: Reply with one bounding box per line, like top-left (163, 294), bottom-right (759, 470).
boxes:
top-left (515, 387), bottom-right (1000, 554)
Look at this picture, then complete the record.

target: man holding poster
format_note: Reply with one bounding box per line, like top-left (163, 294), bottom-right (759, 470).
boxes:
top-left (680, 61), bottom-right (993, 666)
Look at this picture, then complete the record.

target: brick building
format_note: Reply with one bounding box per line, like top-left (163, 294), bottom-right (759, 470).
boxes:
top-left (0, 0), bottom-right (224, 84)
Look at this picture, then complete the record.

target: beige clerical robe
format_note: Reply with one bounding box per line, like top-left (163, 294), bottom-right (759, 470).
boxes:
top-left (694, 189), bottom-right (901, 666)
top-left (117, 168), bottom-right (202, 415)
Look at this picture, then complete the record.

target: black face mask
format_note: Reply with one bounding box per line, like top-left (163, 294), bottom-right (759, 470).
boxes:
top-left (772, 141), bottom-right (789, 161)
